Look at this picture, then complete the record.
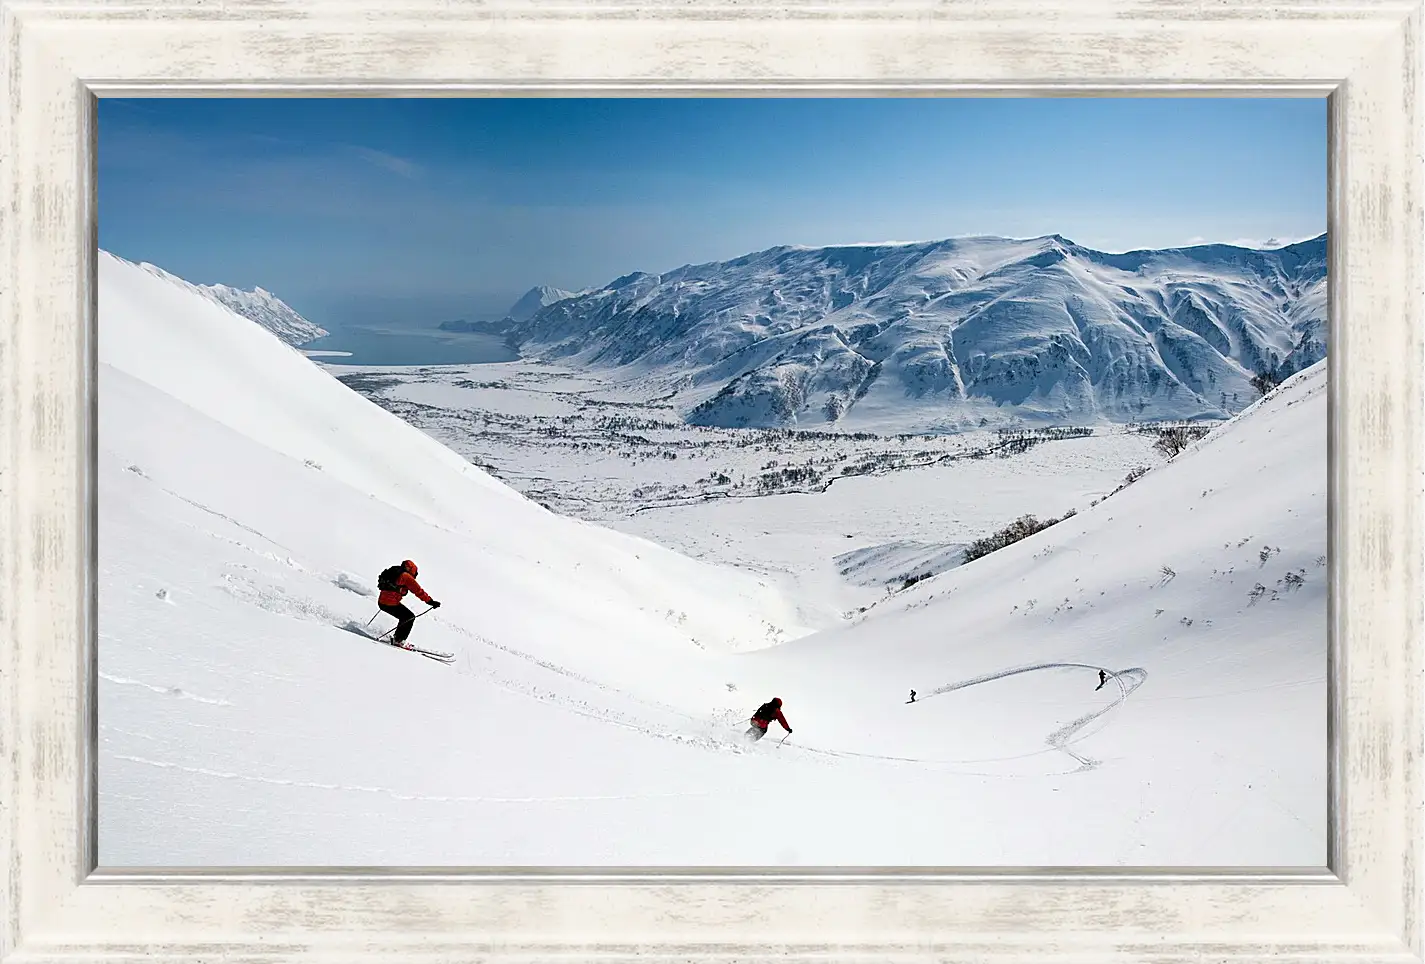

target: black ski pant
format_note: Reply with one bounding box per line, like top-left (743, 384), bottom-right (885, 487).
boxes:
top-left (745, 724), bottom-right (768, 742)
top-left (380, 602), bottom-right (416, 643)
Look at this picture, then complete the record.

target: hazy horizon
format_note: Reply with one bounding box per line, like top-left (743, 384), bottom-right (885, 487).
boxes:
top-left (98, 97), bottom-right (1326, 330)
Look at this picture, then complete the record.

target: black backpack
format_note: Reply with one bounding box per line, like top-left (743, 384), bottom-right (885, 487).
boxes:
top-left (753, 700), bottom-right (780, 721)
top-left (377, 565), bottom-right (406, 592)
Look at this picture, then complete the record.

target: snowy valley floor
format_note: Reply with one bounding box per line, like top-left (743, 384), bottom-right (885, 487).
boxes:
top-left (98, 252), bottom-right (1327, 868)
top-left (328, 360), bottom-right (1180, 621)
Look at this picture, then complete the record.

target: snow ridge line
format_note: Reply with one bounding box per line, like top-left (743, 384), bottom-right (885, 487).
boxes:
top-left (110, 754), bottom-right (713, 803)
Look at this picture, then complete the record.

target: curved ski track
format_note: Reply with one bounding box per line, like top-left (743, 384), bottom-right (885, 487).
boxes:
top-left (923, 662), bottom-right (1148, 770)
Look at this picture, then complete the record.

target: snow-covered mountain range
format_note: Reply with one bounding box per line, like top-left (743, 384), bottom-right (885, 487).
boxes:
top-left (509, 234), bottom-right (1327, 431)
top-left (122, 259), bottom-right (328, 345)
top-left (197, 282), bottom-right (327, 346)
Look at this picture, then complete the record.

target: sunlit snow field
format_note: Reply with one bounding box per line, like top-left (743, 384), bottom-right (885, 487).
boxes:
top-left (98, 250), bottom-right (1326, 868)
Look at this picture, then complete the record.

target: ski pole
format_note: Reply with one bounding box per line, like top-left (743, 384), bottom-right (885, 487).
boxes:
top-left (374, 606), bottom-right (434, 641)
top-left (374, 606), bottom-right (435, 642)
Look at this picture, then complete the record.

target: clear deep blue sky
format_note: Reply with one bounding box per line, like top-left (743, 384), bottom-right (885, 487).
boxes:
top-left (98, 97), bottom-right (1326, 329)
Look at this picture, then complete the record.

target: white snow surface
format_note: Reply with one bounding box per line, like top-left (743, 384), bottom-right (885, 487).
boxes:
top-left (99, 250), bottom-right (1325, 868)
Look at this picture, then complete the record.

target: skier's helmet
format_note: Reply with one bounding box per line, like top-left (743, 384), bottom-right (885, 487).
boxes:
top-left (771, 697), bottom-right (782, 706)
top-left (402, 559), bottom-right (418, 575)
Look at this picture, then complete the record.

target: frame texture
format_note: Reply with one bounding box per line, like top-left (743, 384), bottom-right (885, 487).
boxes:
top-left (1, 0), bottom-right (1421, 960)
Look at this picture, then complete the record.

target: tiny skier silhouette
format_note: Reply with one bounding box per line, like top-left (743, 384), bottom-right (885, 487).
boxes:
top-left (1095, 669), bottom-right (1108, 691)
top-left (376, 559), bottom-right (440, 648)
top-left (908, 689), bottom-right (917, 703)
top-left (745, 698), bottom-right (791, 743)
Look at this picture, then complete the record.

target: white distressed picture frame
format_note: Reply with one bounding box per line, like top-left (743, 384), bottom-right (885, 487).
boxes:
top-left (2, 0), bottom-right (1421, 960)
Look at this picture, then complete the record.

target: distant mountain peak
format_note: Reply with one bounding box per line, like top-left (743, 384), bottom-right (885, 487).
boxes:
top-left (507, 285), bottom-right (577, 322)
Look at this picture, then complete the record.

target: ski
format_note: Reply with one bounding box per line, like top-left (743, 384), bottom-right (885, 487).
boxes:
top-left (386, 641), bottom-right (455, 663)
top-left (344, 624), bottom-right (455, 663)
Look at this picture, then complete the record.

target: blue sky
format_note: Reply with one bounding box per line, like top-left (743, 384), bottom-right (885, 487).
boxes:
top-left (98, 97), bottom-right (1326, 329)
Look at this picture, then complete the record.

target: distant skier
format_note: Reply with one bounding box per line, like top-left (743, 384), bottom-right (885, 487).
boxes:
top-left (1095, 669), bottom-right (1108, 691)
top-left (745, 698), bottom-right (792, 743)
top-left (908, 689), bottom-right (917, 703)
top-left (377, 559), bottom-right (440, 648)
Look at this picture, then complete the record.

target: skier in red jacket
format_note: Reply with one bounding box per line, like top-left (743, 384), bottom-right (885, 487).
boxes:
top-left (377, 560), bottom-right (440, 647)
top-left (745, 697), bottom-right (792, 742)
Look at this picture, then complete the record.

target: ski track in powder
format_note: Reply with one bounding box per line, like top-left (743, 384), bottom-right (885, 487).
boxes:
top-left (99, 673), bottom-right (235, 707)
top-left (923, 662), bottom-right (1148, 770)
top-left (333, 617), bottom-right (760, 757)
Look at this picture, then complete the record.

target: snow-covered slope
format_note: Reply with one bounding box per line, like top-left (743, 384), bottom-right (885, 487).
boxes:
top-left (735, 359), bottom-right (1326, 862)
top-left (98, 249), bottom-right (1324, 868)
top-left (121, 258), bottom-right (328, 345)
top-left (511, 234), bottom-right (1326, 432)
top-left (98, 247), bottom-right (814, 704)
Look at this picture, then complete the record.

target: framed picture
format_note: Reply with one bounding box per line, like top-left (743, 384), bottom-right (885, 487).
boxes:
top-left (2, 0), bottom-right (1420, 960)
